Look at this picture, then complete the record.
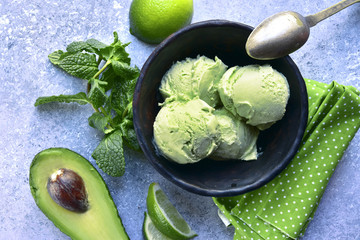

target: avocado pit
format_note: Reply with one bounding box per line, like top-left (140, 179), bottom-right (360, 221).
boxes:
top-left (47, 168), bottom-right (89, 213)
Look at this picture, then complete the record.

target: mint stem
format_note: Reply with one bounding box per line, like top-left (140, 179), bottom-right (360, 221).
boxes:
top-left (87, 60), bottom-right (112, 111)
top-left (122, 103), bottom-right (131, 120)
top-left (97, 56), bottom-right (103, 66)
top-left (94, 60), bottom-right (111, 79)
top-left (100, 106), bottom-right (115, 129)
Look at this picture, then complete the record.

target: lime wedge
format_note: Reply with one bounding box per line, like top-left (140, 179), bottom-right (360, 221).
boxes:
top-left (146, 183), bottom-right (197, 240)
top-left (143, 212), bottom-right (172, 240)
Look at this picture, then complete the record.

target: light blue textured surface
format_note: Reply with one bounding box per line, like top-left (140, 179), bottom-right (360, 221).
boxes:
top-left (0, 0), bottom-right (359, 239)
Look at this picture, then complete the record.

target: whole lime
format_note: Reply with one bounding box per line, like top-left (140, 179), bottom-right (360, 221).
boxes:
top-left (129, 0), bottom-right (193, 44)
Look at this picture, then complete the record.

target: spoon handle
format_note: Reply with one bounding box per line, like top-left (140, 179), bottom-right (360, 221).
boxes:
top-left (305, 0), bottom-right (360, 27)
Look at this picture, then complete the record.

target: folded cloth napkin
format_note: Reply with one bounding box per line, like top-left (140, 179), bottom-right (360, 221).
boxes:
top-left (213, 79), bottom-right (360, 240)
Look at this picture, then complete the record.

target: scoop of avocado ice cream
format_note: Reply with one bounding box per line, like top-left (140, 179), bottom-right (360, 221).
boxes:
top-left (218, 64), bottom-right (290, 130)
top-left (159, 57), bottom-right (196, 101)
top-left (153, 99), bottom-right (220, 164)
top-left (211, 108), bottom-right (259, 161)
top-left (159, 55), bottom-right (227, 107)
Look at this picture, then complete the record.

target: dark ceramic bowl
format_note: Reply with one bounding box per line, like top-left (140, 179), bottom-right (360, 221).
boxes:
top-left (133, 20), bottom-right (308, 197)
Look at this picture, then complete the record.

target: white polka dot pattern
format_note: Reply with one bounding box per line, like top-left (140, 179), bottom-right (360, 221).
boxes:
top-left (214, 80), bottom-right (360, 239)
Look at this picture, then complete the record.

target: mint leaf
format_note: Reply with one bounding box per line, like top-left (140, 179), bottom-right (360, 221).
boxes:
top-left (112, 102), bottom-right (140, 151)
top-left (87, 80), bottom-right (108, 109)
top-left (112, 31), bottom-right (119, 44)
top-left (110, 44), bottom-right (131, 64)
top-left (66, 41), bottom-right (95, 53)
top-left (122, 127), bottom-right (140, 151)
top-left (48, 50), bottom-right (72, 65)
top-left (110, 81), bottom-right (130, 115)
top-left (99, 32), bottom-right (131, 63)
top-left (100, 66), bottom-right (117, 92)
top-left (98, 46), bottom-right (113, 61)
top-left (123, 102), bottom-right (134, 121)
top-left (120, 118), bottom-right (140, 151)
top-left (110, 75), bottom-right (138, 115)
top-left (112, 60), bottom-right (139, 79)
top-left (48, 50), bottom-right (64, 65)
top-left (100, 44), bottom-right (130, 62)
top-left (66, 39), bottom-right (108, 55)
top-left (86, 39), bottom-right (108, 51)
top-left (88, 112), bottom-right (109, 133)
top-left (92, 130), bottom-right (125, 177)
top-left (34, 92), bottom-right (89, 106)
top-left (58, 52), bottom-right (98, 80)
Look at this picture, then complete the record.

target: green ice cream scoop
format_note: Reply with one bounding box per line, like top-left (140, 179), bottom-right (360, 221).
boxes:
top-left (153, 99), bottom-right (220, 164)
top-left (211, 108), bottom-right (259, 161)
top-left (159, 55), bottom-right (227, 107)
top-left (159, 57), bottom-right (196, 101)
top-left (218, 64), bottom-right (290, 130)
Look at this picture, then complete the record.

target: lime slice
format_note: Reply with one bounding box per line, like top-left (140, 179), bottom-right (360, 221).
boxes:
top-left (143, 212), bottom-right (173, 240)
top-left (146, 183), bottom-right (197, 239)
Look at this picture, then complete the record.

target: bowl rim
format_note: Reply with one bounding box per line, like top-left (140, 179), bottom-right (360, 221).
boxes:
top-left (133, 19), bottom-right (308, 197)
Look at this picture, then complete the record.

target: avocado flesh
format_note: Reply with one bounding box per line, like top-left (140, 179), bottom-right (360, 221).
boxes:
top-left (29, 148), bottom-right (129, 240)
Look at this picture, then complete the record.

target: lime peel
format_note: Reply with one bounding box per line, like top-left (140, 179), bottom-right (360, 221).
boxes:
top-left (143, 212), bottom-right (173, 240)
top-left (129, 0), bottom-right (193, 44)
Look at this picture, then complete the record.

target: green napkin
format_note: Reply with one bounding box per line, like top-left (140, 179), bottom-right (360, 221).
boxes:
top-left (213, 79), bottom-right (360, 240)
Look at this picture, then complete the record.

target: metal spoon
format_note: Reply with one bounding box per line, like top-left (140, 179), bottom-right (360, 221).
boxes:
top-left (246, 0), bottom-right (360, 60)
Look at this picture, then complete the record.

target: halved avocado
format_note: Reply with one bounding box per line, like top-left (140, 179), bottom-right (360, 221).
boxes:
top-left (29, 148), bottom-right (129, 240)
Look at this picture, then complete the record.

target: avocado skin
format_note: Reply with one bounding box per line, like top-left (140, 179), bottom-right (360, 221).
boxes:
top-left (29, 148), bottom-right (129, 240)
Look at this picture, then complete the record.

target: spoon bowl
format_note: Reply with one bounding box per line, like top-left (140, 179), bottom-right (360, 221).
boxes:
top-left (246, 11), bottom-right (310, 60)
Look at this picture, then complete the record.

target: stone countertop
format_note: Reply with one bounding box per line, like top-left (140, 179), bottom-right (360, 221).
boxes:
top-left (1, 0), bottom-right (359, 239)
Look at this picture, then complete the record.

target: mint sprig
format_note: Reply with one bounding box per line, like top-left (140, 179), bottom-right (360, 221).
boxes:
top-left (35, 32), bottom-right (140, 177)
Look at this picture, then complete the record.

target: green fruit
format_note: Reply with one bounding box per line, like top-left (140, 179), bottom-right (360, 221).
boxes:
top-left (29, 148), bottom-right (129, 240)
top-left (143, 212), bottom-right (173, 240)
top-left (129, 0), bottom-right (193, 44)
top-left (146, 182), bottom-right (197, 239)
